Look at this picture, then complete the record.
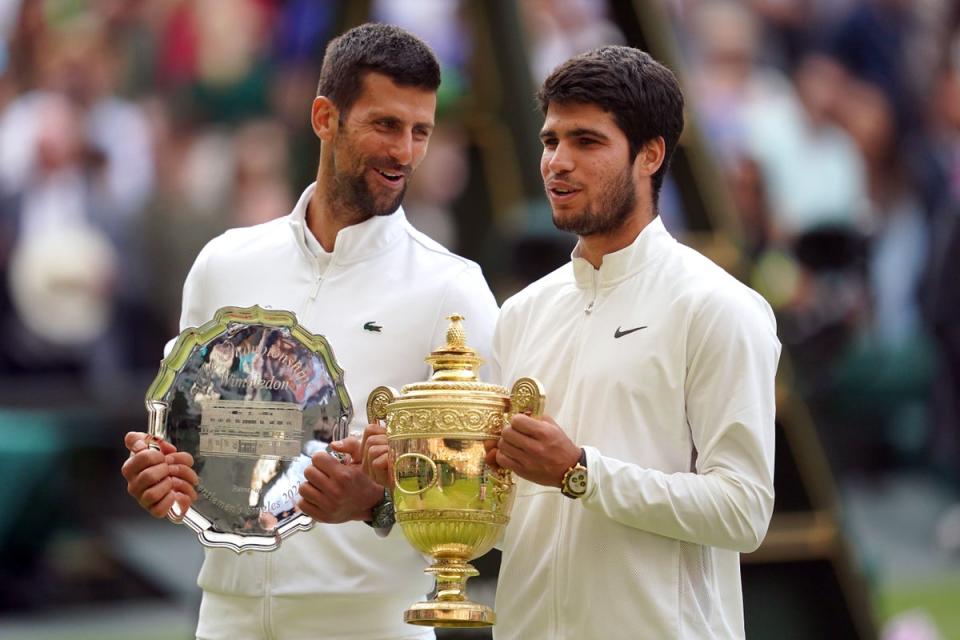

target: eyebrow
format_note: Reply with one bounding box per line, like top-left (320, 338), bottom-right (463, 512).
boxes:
top-left (539, 127), bottom-right (609, 141)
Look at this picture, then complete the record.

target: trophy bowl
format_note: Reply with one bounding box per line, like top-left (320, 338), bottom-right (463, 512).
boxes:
top-left (367, 315), bottom-right (544, 628)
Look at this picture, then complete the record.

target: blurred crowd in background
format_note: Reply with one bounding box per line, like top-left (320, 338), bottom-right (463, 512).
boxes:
top-left (673, 0), bottom-right (960, 553)
top-left (0, 0), bottom-right (959, 634)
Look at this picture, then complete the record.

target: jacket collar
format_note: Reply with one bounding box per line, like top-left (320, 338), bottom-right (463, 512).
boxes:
top-left (570, 215), bottom-right (674, 288)
top-left (288, 182), bottom-right (408, 265)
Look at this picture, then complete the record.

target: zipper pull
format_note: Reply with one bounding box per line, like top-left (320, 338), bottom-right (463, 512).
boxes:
top-left (584, 271), bottom-right (598, 315)
top-left (309, 276), bottom-right (323, 300)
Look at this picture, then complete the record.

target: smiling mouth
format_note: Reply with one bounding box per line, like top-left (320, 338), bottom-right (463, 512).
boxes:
top-left (374, 168), bottom-right (406, 184)
top-left (548, 184), bottom-right (582, 200)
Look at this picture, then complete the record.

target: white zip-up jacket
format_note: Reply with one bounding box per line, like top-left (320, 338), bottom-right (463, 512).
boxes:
top-left (491, 216), bottom-right (781, 639)
top-left (177, 184), bottom-right (499, 639)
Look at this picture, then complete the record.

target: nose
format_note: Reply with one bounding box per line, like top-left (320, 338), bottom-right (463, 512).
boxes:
top-left (389, 131), bottom-right (414, 166)
top-left (545, 141), bottom-right (574, 175)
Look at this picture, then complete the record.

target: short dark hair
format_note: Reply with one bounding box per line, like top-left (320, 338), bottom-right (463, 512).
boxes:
top-left (317, 23), bottom-right (441, 116)
top-left (537, 46), bottom-right (685, 205)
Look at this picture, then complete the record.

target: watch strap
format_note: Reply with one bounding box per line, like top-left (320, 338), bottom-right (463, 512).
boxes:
top-left (364, 488), bottom-right (395, 536)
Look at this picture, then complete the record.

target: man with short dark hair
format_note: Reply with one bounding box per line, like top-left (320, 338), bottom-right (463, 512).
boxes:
top-left (488, 46), bottom-right (781, 639)
top-left (121, 23), bottom-right (497, 639)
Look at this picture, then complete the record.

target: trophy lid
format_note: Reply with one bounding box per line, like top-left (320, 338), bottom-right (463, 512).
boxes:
top-left (425, 314), bottom-right (483, 382)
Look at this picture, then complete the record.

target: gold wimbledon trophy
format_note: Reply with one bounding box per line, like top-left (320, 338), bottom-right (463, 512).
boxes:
top-left (366, 315), bottom-right (544, 628)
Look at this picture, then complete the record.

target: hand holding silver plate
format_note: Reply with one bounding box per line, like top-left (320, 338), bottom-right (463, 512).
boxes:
top-left (142, 305), bottom-right (353, 552)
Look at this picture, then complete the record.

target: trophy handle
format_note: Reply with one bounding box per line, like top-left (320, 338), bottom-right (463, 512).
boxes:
top-left (143, 400), bottom-right (184, 523)
top-left (393, 453), bottom-right (439, 495)
top-left (509, 377), bottom-right (546, 418)
top-left (366, 385), bottom-right (398, 424)
top-left (145, 399), bottom-right (169, 443)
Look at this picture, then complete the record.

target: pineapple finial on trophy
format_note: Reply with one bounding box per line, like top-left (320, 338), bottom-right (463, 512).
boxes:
top-left (426, 314), bottom-right (481, 382)
top-left (445, 314), bottom-right (466, 349)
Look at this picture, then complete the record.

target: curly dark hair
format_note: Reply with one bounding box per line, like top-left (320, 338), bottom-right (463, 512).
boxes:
top-left (317, 23), bottom-right (440, 116)
top-left (537, 46), bottom-right (685, 206)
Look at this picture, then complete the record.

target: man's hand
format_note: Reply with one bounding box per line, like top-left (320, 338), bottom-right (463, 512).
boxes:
top-left (121, 431), bottom-right (198, 519)
top-left (360, 423), bottom-right (393, 489)
top-left (298, 436), bottom-right (385, 523)
top-left (492, 414), bottom-right (581, 488)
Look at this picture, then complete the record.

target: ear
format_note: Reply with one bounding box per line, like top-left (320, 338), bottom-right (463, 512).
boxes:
top-left (634, 137), bottom-right (666, 178)
top-left (311, 96), bottom-right (339, 141)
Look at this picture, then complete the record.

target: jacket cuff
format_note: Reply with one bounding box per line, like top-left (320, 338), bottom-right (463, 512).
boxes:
top-left (579, 445), bottom-right (600, 503)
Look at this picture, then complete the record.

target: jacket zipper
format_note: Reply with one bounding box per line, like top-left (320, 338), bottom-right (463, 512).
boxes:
top-left (309, 273), bottom-right (323, 300)
top-left (554, 279), bottom-right (597, 636)
top-left (308, 250), bottom-right (331, 302)
top-left (584, 270), bottom-right (598, 314)
top-left (553, 271), bottom-right (601, 634)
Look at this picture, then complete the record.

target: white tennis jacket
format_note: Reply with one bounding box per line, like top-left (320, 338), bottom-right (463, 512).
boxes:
top-left (491, 216), bottom-right (781, 639)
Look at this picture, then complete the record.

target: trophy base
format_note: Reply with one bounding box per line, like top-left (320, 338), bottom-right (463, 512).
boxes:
top-left (404, 600), bottom-right (495, 628)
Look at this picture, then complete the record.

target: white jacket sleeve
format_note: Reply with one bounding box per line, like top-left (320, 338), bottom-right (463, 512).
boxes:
top-left (581, 287), bottom-right (781, 553)
top-left (161, 240), bottom-right (214, 358)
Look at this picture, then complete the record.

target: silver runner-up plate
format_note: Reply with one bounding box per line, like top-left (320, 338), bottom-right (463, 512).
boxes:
top-left (144, 306), bottom-right (352, 552)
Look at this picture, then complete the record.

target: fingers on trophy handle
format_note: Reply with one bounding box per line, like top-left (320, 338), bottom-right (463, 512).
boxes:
top-left (144, 399), bottom-right (182, 522)
top-left (366, 385), bottom-right (398, 425)
top-left (509, 377), bottom-right (546, 418)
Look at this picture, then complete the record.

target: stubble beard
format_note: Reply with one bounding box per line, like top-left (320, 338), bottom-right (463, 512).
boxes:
top-left (329, 132), bottom-right (407, 223)
top-left (551, 165), bottom-right (636, 237)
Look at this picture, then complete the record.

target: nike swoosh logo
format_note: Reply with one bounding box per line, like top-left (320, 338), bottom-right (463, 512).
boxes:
top-left (614, 325), bottom-right (647, 338)
top-left (363, 322), bottom-right (382, 332)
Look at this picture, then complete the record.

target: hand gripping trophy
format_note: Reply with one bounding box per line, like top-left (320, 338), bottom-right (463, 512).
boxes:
top-left (367, 314), bottom-right (544, 628)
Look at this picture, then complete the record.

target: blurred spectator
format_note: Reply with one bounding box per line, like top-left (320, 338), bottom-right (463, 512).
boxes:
top-left (520, 0), bottom-right (625, 82)
top-left (825, 76), bottom-right (935, 469)
top-left (688, 3), bottom-right (868, 240)
top-left (681, 0), bottom-right (950, 477)
top-left (926, 22), bottom-right (960, 552)
top-left (155, 0), bottom-right (274, 123)
top-left (687, 0), bottom-right (795, 164)
top-left (751, 52), bottom-right (869, 238)
top-left (826, 0), bottom-right (938, 135)
top-left (0, 16), bottom-right (153, 379)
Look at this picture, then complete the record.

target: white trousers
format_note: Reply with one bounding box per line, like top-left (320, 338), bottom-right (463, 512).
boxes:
top-left (195, 591), bottom-right (434, 640)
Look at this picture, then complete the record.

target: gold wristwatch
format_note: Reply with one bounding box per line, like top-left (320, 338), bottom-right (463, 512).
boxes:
top-left (560, 448), bottom-right (588, 499)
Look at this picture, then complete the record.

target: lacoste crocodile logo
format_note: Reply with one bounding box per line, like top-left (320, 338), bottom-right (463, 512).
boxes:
top-left (614, 325), bottom-right (647, 339)
top-left (363, 321), bottom-right (383, 333)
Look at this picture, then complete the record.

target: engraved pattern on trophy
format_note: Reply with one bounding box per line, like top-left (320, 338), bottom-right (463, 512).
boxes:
top-left (401, 381), bottom-right (507, 393)
top-left (367, 314), bottom-right (545, 627)
top-left (388, 407), bottom-right (503, 436)
top-left (145, 305), bottom-right (353, 552)
top-left (396, 510), bottom-right (510, 524)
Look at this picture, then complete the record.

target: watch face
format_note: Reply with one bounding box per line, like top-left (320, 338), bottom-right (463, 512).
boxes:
top-left (565, 467), bottom-right (588, 497)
